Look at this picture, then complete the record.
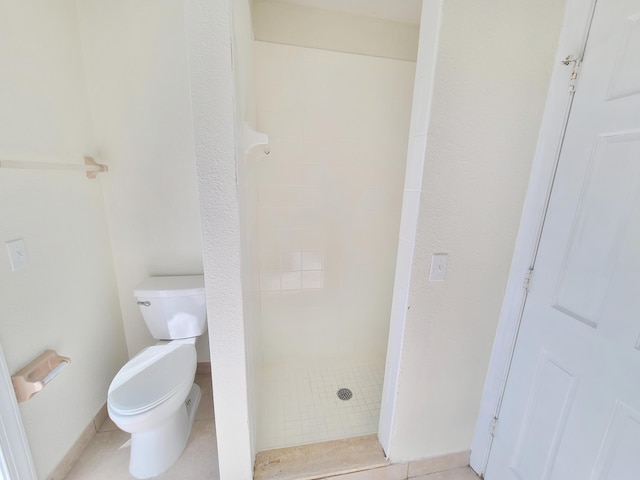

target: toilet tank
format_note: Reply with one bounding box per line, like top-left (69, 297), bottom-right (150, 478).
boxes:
top-left (133, 275), bottom-right (207, 340)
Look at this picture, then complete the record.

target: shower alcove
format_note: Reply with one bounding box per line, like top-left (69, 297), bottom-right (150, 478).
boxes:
top-left (241, 0), bottom-right (422, 453)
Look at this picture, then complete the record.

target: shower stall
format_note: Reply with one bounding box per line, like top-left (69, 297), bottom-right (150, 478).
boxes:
top-left (244, 3), bottom-right (419, 452)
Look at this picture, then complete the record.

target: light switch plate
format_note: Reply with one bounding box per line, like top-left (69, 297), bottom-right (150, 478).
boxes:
top-left (7, 239), bottom-right (28, 271)
top-left (429, 253), bottom-right (448, 281)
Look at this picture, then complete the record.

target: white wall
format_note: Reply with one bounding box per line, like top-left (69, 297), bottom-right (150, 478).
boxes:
top-left (379, 0), bottom-right (442, 455)
top-left (232, 0), bottom-right (263, 461)
top-left (184, 0), bottom-right (255, 478)
top-left (252, 1), bottom-right (419, 61)
top-left (383, 0), bottom-right (566, 462)
top-left (0, 1), bottom-right (128, 477)
top-left (253, 41), bottom-right (415, 367)
top-left (75, 0), bottom-right (208, 362)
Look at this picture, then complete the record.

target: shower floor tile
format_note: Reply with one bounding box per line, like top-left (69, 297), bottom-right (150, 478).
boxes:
top-left (257, 359), bottom-right (385, 451)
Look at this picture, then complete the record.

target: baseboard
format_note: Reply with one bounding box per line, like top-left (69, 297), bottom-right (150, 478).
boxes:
top-left (196, 362), bottom-right (211, 375)
top-left (47, 403), bottom-right (108, 480)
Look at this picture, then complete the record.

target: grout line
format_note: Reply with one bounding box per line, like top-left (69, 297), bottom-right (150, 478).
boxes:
top-left (258, 362), bottom-right (385, 450)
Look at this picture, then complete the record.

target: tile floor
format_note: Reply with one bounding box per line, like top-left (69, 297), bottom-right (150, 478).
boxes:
top-left (255, 435), bottom-right (477, 480)
top-left (327, 466), bottom-right (480, 480)
top-left (257, 359), bottom-right (385, 450)
top-left (63, 373), bottom-right (219, 480)
top-left (63, 370), bottom-right (480, 480)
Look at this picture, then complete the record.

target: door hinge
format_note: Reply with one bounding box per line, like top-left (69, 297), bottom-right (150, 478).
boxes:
top-left (489, 416), bottom-right (499, 437)
top-left (561, 55), bottom-right (581, 92)
top-left (523, 268), bottom-right (534, 292)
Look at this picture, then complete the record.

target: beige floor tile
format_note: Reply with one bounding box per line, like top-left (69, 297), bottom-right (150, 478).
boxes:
top-left (323, 463), bottom-right (408, 480)
top-left (50, 421), bottom-right (100, 480)
top-left (64, 419), bottom-right (218, 479)
top-left (151, 419), bottom-right (219, 480)
top-left (65, 375), bottom-right (470, 480)
top-left (410, 467), bottom-right (480, 480)
top-left (194, 373), bottom-right (215, 421)
top-left (97, 416), bottom-right (120, 433)
top-left (407, 451), bottom-right (469, 477)
top-left (64, 429), bottom-right (131, 479)
top-left (67, 376), bottom-right (217, 479)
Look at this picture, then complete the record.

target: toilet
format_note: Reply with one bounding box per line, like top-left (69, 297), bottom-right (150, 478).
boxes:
top-left (107, 275), bottom-right (207, 479)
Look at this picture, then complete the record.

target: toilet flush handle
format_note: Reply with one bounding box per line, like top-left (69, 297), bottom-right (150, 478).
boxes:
top-left (137, 301), bottom-right (151, 307)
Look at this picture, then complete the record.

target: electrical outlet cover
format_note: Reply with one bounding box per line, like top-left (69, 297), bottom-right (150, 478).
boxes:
top-left (6, 239), bottom-right (28, 271)
top-left (429, 253), bottom-right (448, 281)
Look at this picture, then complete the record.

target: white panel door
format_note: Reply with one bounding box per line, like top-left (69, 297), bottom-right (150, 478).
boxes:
top-left (485, 1), bottom-right (640, 479)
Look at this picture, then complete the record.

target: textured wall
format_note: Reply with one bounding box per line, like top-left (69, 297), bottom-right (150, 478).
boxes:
top-left (385, 0), bottom-right (566, 462)
top-left (0, 1), bottom-right (128, 477)
top-left (76, 0), bottom-right (208, 362)
top-left (379, 0), bottom-right (442, 453)
top-left (184, 0), bottom-right (254, 478)
top-left (232, 0), bottom-right (262, 461)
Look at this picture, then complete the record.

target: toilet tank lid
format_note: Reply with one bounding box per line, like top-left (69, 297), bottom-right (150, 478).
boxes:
top-left (134, 275), bottom-right (205, 298)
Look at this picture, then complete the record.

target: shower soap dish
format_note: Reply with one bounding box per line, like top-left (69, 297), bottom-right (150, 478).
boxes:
top-left (11, 350), bottom-right (71, 403)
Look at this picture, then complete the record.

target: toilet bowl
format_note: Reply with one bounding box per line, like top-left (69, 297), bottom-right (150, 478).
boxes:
top-left (107, 275), bottom-right (207, 479)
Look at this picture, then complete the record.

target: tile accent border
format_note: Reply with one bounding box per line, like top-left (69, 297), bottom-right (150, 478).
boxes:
top-left (47, 404), bottom-right (108, 480)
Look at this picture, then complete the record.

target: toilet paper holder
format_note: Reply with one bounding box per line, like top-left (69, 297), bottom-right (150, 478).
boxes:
top-left (11, 350), bottom-right (71, 403)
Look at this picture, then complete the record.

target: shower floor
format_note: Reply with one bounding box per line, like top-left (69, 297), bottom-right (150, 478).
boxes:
top-left (257, 358), bottom-right (385, 451)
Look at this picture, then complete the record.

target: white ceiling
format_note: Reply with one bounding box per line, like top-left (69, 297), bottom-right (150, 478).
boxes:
top-left (254, 0), bottom-right (423, 25)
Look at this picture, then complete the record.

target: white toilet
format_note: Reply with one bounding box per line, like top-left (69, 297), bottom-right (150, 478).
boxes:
top-left (107, 275), bottom-right (207, 479)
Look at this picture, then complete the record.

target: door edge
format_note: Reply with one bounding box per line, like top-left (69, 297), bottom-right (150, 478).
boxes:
top-left (0, 340), bottom-right (38, 480)
top-left (469, 0), bottom-right (598, 475)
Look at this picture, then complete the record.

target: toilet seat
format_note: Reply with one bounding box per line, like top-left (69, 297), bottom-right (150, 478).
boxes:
top-left (108, 343), bottom-right (196, 416)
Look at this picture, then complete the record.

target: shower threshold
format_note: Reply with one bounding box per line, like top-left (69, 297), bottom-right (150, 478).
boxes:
top-left (254, 434), bottom-right (387, 480)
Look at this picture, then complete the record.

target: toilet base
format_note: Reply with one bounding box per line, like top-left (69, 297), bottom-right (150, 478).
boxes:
top-left (128, 383), bottom-right (202, 479)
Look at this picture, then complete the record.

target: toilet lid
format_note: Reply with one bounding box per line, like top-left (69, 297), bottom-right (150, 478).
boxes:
top-left (108, 343), bottom-right (196, 415)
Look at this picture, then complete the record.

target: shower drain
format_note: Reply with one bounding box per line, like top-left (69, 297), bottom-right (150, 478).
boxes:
top-left (337, 388), bottom-right (353, 401)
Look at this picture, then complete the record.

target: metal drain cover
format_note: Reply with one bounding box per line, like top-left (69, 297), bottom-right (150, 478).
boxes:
top-left (337, 388), bottom-right (353, 401)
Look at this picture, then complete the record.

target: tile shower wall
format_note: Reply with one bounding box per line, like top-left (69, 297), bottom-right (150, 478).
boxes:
top-left (253, 41), bottom-right (416, 367)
